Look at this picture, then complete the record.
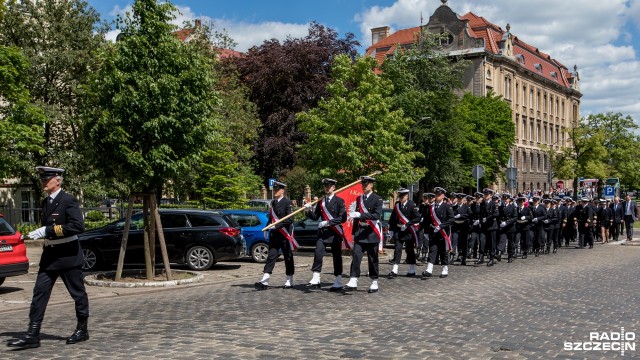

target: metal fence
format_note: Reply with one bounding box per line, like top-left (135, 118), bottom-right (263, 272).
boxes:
top-left (0, 205), bottom-right (124, 228)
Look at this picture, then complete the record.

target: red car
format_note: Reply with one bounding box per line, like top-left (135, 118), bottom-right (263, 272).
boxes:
top-left (0, 214), bottom-right (29, 287)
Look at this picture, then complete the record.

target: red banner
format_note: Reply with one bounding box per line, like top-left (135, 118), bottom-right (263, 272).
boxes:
top-left (335, 182), bottom-right (363, 248)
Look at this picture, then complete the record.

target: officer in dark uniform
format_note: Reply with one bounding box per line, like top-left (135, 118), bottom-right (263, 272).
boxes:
top-left (417, 192), bottom-right (435, 262)
top-left (596, 199), bottom-right (612, 243)
top-left (388, 188), bottom-right (421, 278)
top-left (577, 198), bottom-right (594, 249)
top-left (498, 193), bottom-right (517, 262)
top-left (478, 188), bottom-right (499, 266)
top-left (343, 176), bottom-right (384, 293)
top-left (610, 197), bottom-right (624, 241)
top-left (529, 195), bottom-right (547, 256)
top-left (563, 198), bottom-right (576, 246)
top-left (515, 196), bottom-right (532, 259)
top-left (8, 167), bottom-right (88, 350)
top-left (255, 181), bottom-right (296, 290)
top-left (542, 199), bottom-right (554, 254)
top-left (557, 198), bottom-right (568, 248)
top-left (303, 178), bottom-right (347, 291)
top-left (551, 199), bottom-right (562, 252)
top-left (421, 187), bottom-right (454, 278)
top-left (468, 192), bottom-right (483, 260)
top-left (452, 195), bottom-right (472, 265)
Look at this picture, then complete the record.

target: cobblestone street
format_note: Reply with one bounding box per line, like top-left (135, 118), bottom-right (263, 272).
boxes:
top-left (2, 239), bottom-right (639, 359)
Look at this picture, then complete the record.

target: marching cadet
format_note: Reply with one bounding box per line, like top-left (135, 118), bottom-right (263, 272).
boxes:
top-left (343, 176), bottom-right (384, 293)
top-left (468, 192), bottom-right (483, 260)
top-left (8, 167), bottom-right (89, 350)
top-left (478, 188), bottom-right (499, 266)
top-left (515, 196), bottom-right (532, 259)
top-left (597, 199), bottom-right (612, 244)
top-left (388, 188), bottom-right (421, 278)
top-left (530, 195), bottom-right (547, 257)
top-left (577, 198), bottom-right (595, 249)
top-left (303, 178), bottom-right (347, 291)
top-left (421, 187), bottom-right (454, 278)
top-left (563, 198), bottom-right (577, 246)
top-left (418, 192), bottom-right (435, 262)
top-left (550, 199), bottom-right (561, 253)
top-left (255, 181), bottom-right (297, 290)
top-left (557, 198), bottom-right (568, 248)
top-left (542, 199), bottom-right (554, 254)
top-left (452, 194), bottom-right (472, 265)
top-left (497, 193), bottom-right (517, 263)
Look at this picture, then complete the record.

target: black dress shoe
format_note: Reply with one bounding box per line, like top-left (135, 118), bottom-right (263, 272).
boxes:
top-left (421, 271), bottom-right (432, 279)
top-left (507, 257), bottom-right (513, 263)
top-left (367, 288), bottom-right (378, 293)
top-left (254, 282), bottom-right (268, 290)
top-left (588, 245), bottom-right (593, 249)
top-left (342, 285), bottom-right (357, 291)
top-left (387, 271), bottom-right (398, 278)
top-left (460, 260), bottom-right (466, 266)
top-left (406, 272), bottom-right (416, 277)
top-left (305, 283), bottom-right (321, 289)
top-left (7, 322), bottom-right (41, 350)
top-left (522, 254), bottom-right (528, 259)
top-left (487, 260), bottom-right (494, 267)
top-left (328, 286), bottom-right (342, 292)
top-left (496, 252), bottom-right (502, 261)
top-left (283, 284), bottom-right (293, 289)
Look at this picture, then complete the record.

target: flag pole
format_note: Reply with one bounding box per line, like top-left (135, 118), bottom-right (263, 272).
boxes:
top-left (261, 170), bottom-right (382, 231)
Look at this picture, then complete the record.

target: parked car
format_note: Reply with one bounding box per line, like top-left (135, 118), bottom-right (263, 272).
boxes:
top-left (78, 209), bottom-right (243, 271)
top-left (0, 214), bottom-right (29, 287)
top-left (246, 199), bottom-right (272, 210)
top-left (219, 209), bottom-right (271, 263)
top-left (380, 208), bottom-right (394, 247)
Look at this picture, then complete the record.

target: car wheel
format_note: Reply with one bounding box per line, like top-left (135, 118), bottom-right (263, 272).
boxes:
top-left (82, 247), bottom-right (101, 271)
top-left (0, 277), bottom-right (5, 287)
top-left (185, 245), bottom-right (215, 271)
top-left (251, 242), bottom-right (269, 263)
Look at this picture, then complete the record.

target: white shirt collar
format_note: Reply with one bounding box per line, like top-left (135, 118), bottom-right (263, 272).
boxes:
top-left (49, 188), bottom-right (62, 200)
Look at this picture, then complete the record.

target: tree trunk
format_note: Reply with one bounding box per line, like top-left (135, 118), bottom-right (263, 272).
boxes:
top-left (115, 196), bottom-right (135, 281)
top-left (152, 194), bottom-right (172, 280)
top-left (143, 195), bottom-right (153, 280)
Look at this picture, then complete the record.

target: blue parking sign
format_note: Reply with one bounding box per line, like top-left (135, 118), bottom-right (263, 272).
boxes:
top-left (268, 178), bottom-right (276, 190)
top-left (604, 186), bottom-right (614, 196)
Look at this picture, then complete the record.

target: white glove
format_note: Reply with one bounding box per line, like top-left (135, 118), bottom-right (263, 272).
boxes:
top-left (318, 221), bottom-right (328, 228)
top-left (520, 216), bottom-right (526, 220)
top-left (28, 226), bottom-right (46, 239)
top-left (400, 224), bottom-right (407, 231)
top-left (473, 220), bottom-right (480, 226)
top-left (433, 226), bottom-right (440, 233)
top-left (304, 202), bottom-right (313, 209)
top-left (263, 231), bottom-right (269, 239)
top-left (349, 211), bottom-right (361, 219)
top-left (543, 219), bottom-right (549, 224)
top-left (482, 217), bottom-right (487, 223)
top-left (532, 218), bottom-right (538, 223)
top-left (454, 214), bottom-right (461, 219)
top-left (500, 222), bottom-right (506, 228)
top-left (388, 231), bottom-right (394, 237)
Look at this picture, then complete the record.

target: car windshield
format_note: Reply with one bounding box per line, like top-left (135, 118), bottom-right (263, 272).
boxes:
top-left (382, 210), bottom-right (392, 221)
top-left (0, 217), bottom-right (16, 235)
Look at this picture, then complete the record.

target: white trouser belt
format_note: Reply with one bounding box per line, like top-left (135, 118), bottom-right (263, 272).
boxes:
top-left (44, 235), bottom-right (78, 247)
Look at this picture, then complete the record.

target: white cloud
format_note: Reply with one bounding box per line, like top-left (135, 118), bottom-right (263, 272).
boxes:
top-left (355, 0), bottom-right (640, 124)
top-left (105, 4), bottom-right (310, 51)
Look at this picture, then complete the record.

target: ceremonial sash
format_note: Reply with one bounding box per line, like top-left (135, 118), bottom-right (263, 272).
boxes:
top-left (430, 204), bottom-right (452, 251)
top-left (358, 195), bottom-right (383, 251)
top-left (320, 197), bottom-right (351, 250)
top-left (394, 202), bottom-right (419, 247)
top-left (270, 207), bottom-right (299, 251)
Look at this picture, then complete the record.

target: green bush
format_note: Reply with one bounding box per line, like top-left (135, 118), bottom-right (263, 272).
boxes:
top-left (15, 223), bottom-right (39, 235)
top-left (85, 210), bottom-right (105, 222)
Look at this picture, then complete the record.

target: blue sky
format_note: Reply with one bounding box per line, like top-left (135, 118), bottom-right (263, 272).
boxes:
top-left (88, 0), bottom-right (640, 125)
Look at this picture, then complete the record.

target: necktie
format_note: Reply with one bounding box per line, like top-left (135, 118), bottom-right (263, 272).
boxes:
top-left (48, 196), bottom-right (53, 204)
top-left (364, 195), bottom-right (368, 202)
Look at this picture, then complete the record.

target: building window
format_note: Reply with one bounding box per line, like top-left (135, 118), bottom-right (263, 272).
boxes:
top-left (486, 69), bottom-right (492, 79)
top-left (543, 154), bottom-right (546, 172)
top-left (515, 83), bottom-right (519, 104)
top-left (562, 101), bottom-right (565, 118)
top-left (543, 94), bottom-right (547, 113)
top-left (536, 123), bottom-right (540, 142)
top-left (531, 154), bottom-right (535, 172)
top-left (530, 89), bottom-right (534, 108)
top-left (523, 85), bottom-right (527, 106)
top-left (556, 99), bottom-right (559, 116)
top-left (439, 31), bottom-right (454, 46)
top-left (515, 115), bottom-right (519, 140)
top-left (522, 117), bottom-right (526, 140)
top-left (543, 124), bottom-right (547, 143)
top-left (556, 126), bottom-right (560, 145)
top-left (529, 121), bottom-right (534, 141)
top-left (537, 91), bottom-right (541, 112)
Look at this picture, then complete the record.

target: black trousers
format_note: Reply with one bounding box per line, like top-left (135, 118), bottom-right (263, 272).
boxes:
top-left (625, 216), bottom-right (635, 239)
top-left (263, 237), bottom-right (295, 276)
top-left (468, 229), bottom-right (481, 256)
top-left (497, 231), bottom-right (508, 253)
top-left (29, 267), bottom-right (89, 324)
top-left (505, 232), bottom-right (517, 256)
top-left (310, 238), bottom-right (343, 276)
top-left (479, 229), bottom-right (496, 256)
top-left (562, 225), bottom-right (572, 244)
top-left (544, 229), bottom-right (552, 249)
top-left (610, 221), bottom-right (620, 240)
top-left (392, 239), bottom-right (416, 265)
top-left (579, 227), bottom-right (593, 247)
top-left (516, 227), bottom-right (530, 254)
top-left (349, 242), bottom-right (379, 279)
top-left (532, 226), bottom-right (545, 250)
top-left (427, 235), bottom-right (449, 265)
top-left (453, 227), bottom-right (469, 259)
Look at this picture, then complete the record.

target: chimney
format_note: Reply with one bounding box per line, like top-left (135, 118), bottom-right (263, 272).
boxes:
top-left (371, 26), bottom-right (390, 45)
top-left (195, 19), bottom-right (201, 27)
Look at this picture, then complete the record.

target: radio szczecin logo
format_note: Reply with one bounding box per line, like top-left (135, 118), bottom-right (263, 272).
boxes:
top-left (564, 328), bottom-right (635, 355)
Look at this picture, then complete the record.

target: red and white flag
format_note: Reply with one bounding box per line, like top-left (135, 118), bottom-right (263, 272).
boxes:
top-left (335, 182), bottom-right (363, 250)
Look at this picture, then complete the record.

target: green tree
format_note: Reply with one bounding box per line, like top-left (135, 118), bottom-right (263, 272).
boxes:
top-left (0, 46), bottom-right (46, 180)
top-left (197, 138), bottom-right (249, 209)
top-left (454, 91), bottom-right (515, 185)
top-left (297, 54), bottom-right (424, 197)
top-left (381, 32), bottom-right (472, 191)
top-left (0, 0), bottom-right (106, 197)
top-left (83, 0), bottom-right (219, 196)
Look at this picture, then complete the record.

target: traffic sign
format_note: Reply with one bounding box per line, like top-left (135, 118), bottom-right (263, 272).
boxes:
top-left (604, 186), bottom-right (615, 197)
top-left (472, 165), bottom-right (485, 180)
top-left (268, 178), bottom-right (276, 190)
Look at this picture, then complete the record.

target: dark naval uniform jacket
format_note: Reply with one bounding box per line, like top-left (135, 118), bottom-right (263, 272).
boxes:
top-left (499, 203), bottom-right (517, 233)
top-left (480, 199), bottom-right (499, 231)
top-left (389, 200), bottom-right (421, 242)
top-left (40, 190), bottom-right (85, 271)
top-left (307, 195), bottom-right (347, 244)
top-left (267, 197), bottom-right (294, 241)
top-left (515, 204), bottom-right (532, 231)
top-left (422, 201), bottom-right (455, 238)
top-left (352, 192), bottom-right (383, 244)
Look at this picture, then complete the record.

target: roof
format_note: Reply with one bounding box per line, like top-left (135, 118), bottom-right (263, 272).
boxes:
top-left (366, 9), bottom-right (575, 89)
top-left (171, 29), bottom-right (243, 59)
